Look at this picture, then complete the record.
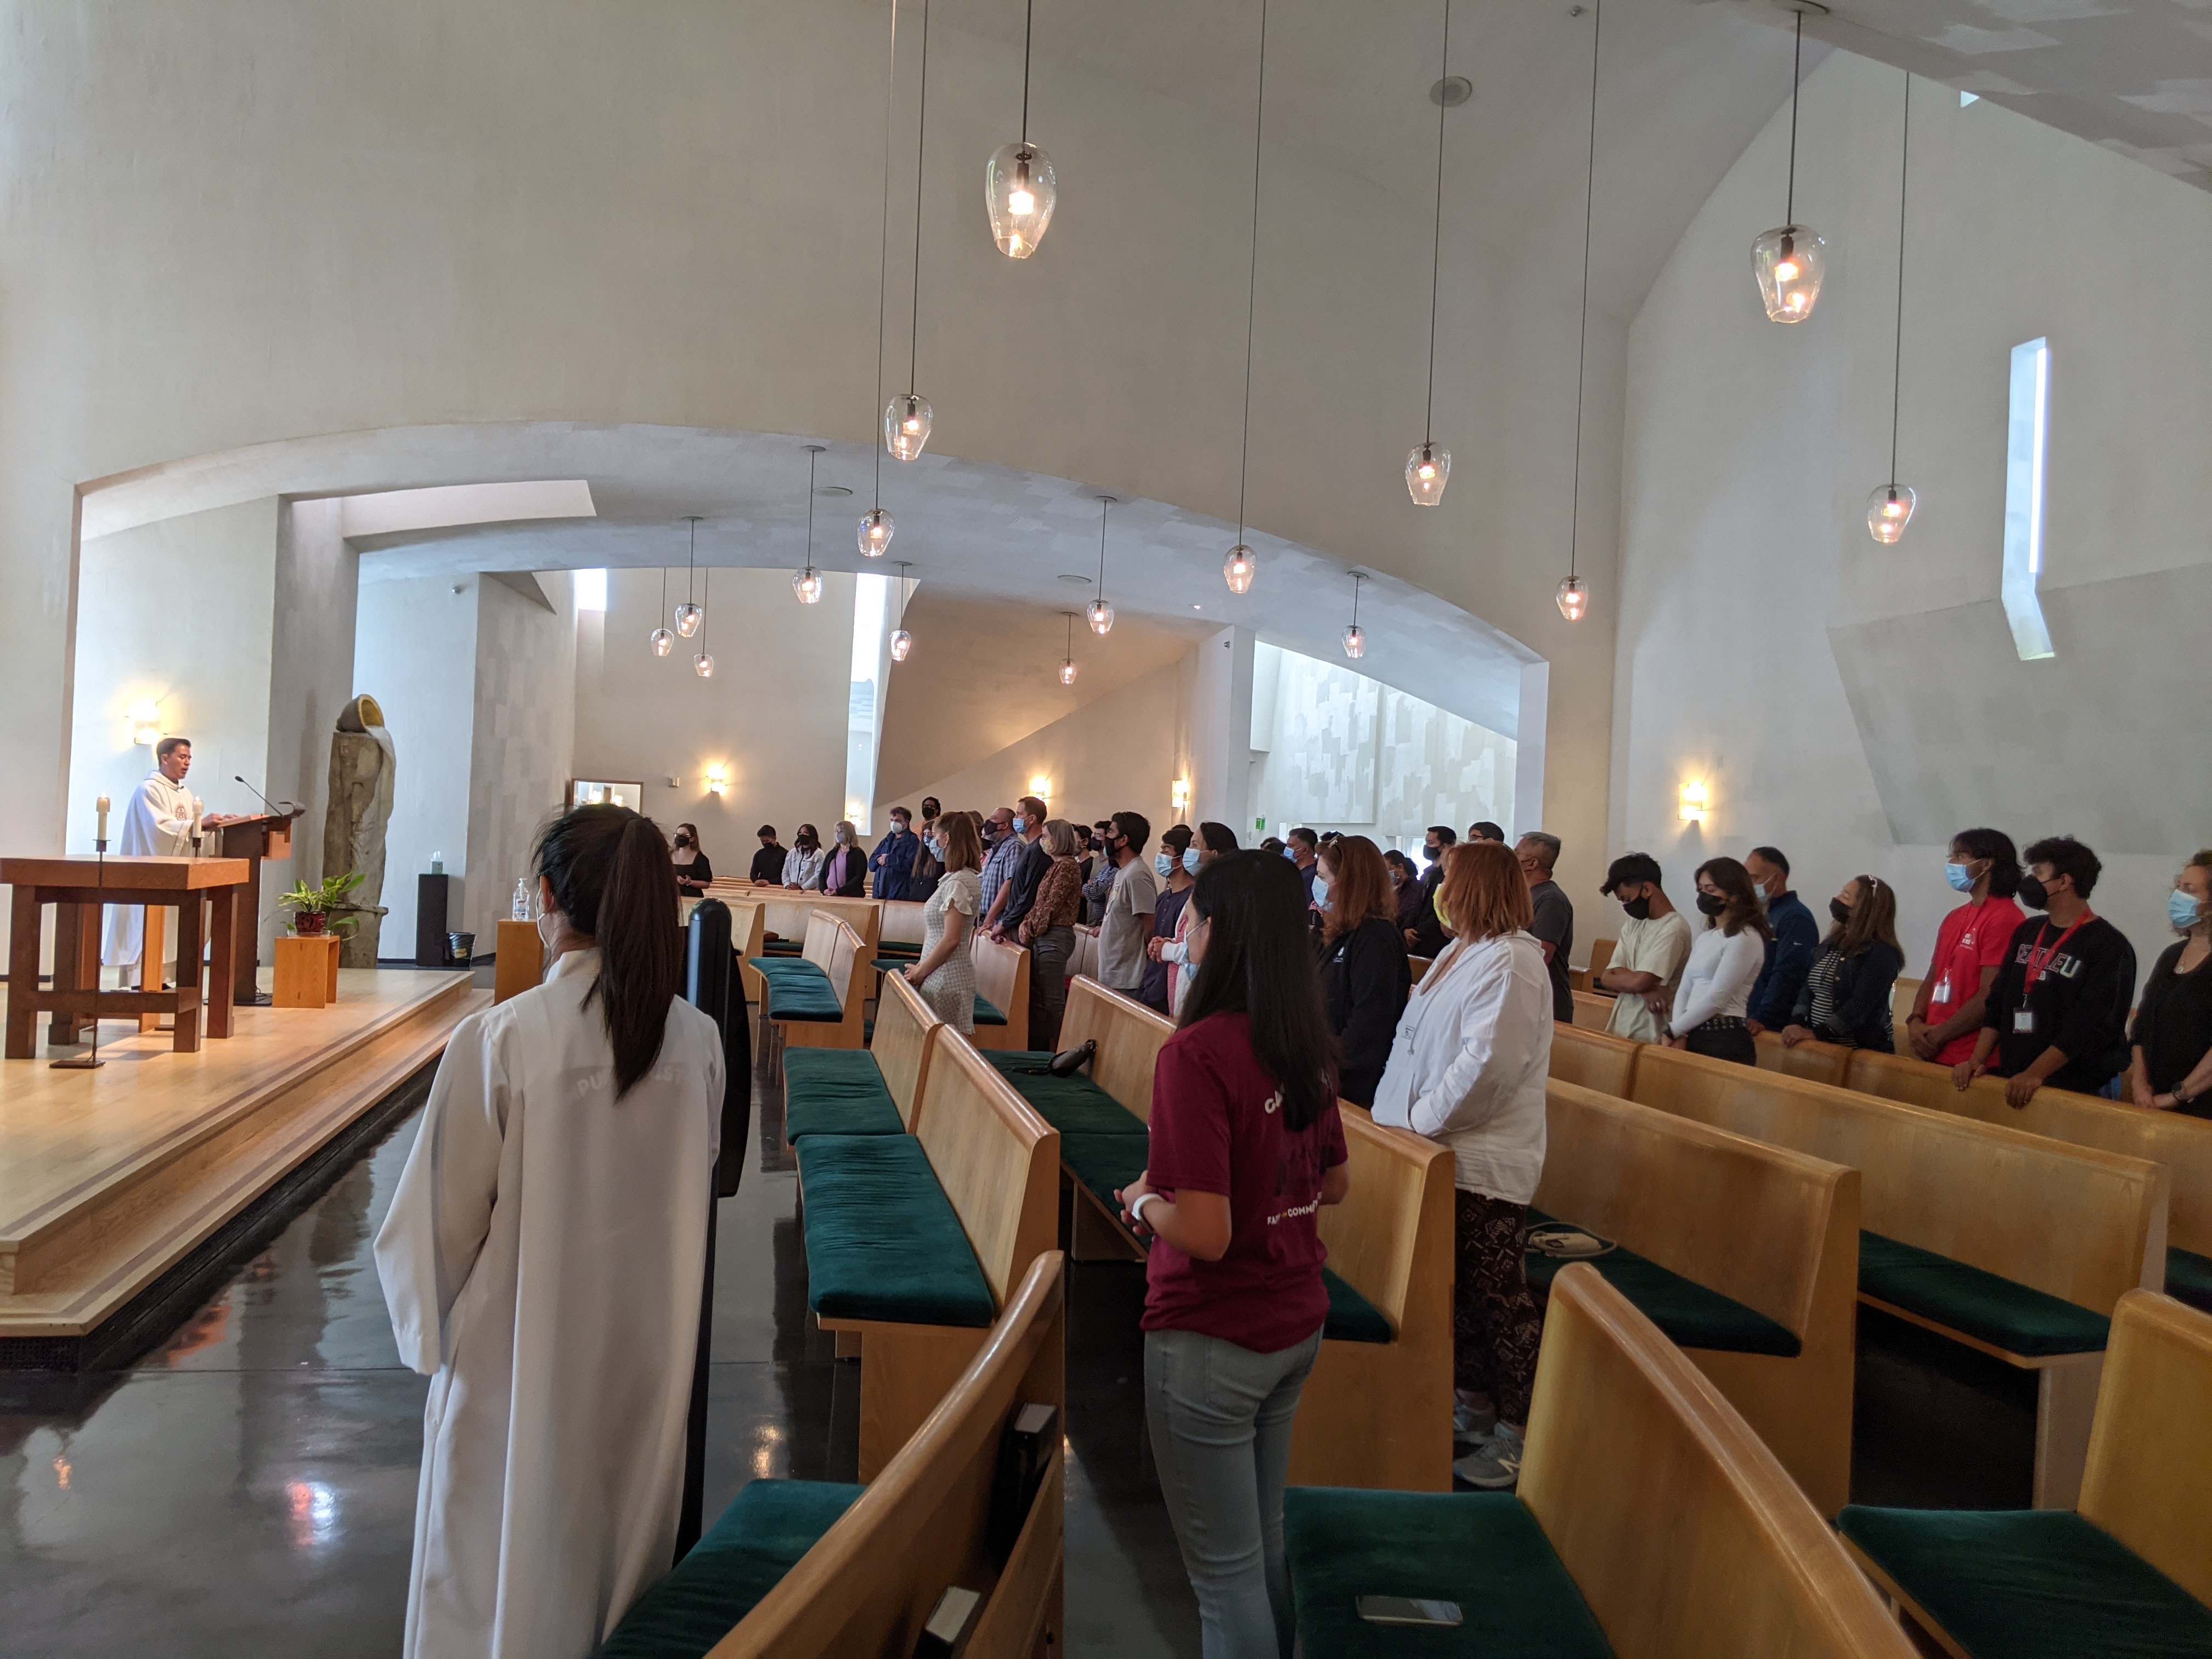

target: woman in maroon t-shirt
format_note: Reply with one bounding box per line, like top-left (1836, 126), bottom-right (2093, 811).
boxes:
top-left (1117, 851), bottom-right (1349, 1658)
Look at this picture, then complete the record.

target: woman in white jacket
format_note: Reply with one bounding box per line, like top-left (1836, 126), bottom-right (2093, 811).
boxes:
top-left (1370, 840), bottom-right (1553, 1491)
top-left (1660, 856), bottom-right (1774, 1066)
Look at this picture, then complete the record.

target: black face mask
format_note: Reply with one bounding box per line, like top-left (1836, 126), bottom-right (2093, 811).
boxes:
top-left (1829, 898), bottom-right (1853, 925)
top-left (2017, 874), bottom-right (2049, 911)
top-left (1425, 844), bottom-right (1440, 861)
top-left (1622, 895), bottom-right (1652, 921)
top-left (674, 834), bottom-right (691, 848)
top-left (1696, 891), bottom-right (1728, 917)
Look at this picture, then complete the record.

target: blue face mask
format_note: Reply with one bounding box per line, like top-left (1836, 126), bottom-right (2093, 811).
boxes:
top-left (1182, 848), bottom-right (1201, 874)
top-left (1753, 880), bottom-right (1774, 902)
top-left (1944, 862), bottom-right (1976, 894)
top-left (1012, 815), bottom-right (1028, 834)
top-left (1154, 853), bottom-right (1176, 879)
top-left (2170, 889), bottom-right (2204, 931)
top-left (1312, 873), bottom-right (1332, 910)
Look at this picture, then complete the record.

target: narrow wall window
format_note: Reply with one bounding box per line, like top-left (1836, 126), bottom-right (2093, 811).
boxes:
top-left (2001, 337), bottom-right (2055, 661)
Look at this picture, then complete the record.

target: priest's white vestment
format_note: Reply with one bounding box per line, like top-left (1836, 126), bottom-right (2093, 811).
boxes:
top-left (100, 768), bottom-right (196, 967)
top-left (375, 948), bottom-right (725, 1659)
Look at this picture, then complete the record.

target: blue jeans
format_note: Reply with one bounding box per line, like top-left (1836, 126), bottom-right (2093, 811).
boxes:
top-left (1144, 1324), bottom-right (1323, 1659)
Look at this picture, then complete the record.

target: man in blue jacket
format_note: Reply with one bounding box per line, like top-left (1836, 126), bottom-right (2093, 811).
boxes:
top-left (868, 805), bottom-right (921, 901)
top-left (1745, 845), bottom-right (1819, 1035)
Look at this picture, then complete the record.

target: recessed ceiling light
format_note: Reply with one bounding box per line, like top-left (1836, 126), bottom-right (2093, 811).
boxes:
top-left (1429, 75), bottom-right (1471, 108)
top-left (1192, 603), bottom-right (1203, 611)
top-left (815, 484), bottom-right (854, 497)
top-left (1057, 573), bottom-right (1092, 585)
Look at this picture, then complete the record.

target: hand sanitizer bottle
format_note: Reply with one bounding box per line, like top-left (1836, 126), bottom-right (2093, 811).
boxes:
top-left (512, 877), bottom-right (532, 922)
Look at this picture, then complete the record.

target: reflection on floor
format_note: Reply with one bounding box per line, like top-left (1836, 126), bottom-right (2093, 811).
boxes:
top-left (0, 1045), bottom-right (1205, 1658)
top-left (0, 1025), bottom-right (2033, 1658)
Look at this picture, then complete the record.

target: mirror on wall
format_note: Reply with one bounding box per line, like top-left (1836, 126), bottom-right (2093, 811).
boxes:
top-left (567, 778), bottom-right (642, 810)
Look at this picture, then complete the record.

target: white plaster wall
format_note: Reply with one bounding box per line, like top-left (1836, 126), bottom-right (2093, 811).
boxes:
top-left (573, 565), bottom-right (855, 875)
top-left (266, 496), bottom-right (359, 954)
top-left (66, 498), bottom-right (279, 851)
top-left (1613, 53), bottom-right (2212, 973)
top-left (354, 577), bottom-right (479, 953)
top-left (464, 571), bottom-right (578, 946)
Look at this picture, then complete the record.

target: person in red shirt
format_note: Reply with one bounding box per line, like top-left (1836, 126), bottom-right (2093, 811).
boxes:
top-left (1116, 850), bottom-right (1349, 1659)
top-left (1905, 829), bottom-right (2025, 1066)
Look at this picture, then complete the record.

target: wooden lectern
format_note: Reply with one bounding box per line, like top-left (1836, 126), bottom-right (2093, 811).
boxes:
top-left (208, 810), bottom-right (304, 1005)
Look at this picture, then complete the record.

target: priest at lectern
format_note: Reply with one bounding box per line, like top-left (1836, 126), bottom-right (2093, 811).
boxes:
top-left (101, 735), bottom-right (241, 968)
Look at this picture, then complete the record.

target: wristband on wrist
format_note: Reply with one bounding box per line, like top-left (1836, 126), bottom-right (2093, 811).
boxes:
top-left (1131, 1192), bottom-right (1163, 1230)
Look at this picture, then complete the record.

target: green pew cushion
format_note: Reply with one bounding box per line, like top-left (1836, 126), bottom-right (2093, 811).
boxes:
top-left (877, 939), bottom-right (922, 955)
top-left (973, 996), bottom-right (1007, 1026)
top-left (798, 1135), bottom-right (996, 1327)
top-left (1859, 1231), bottom-right (2111, 1357)
top-left (591, 1479), bottom-right (863, 1657)
top-left (761, 938), bottom-right (803, 956)
top-left (747, 957), bottom-right (842, 1023)
top-left (783, 1049), bottom-right (902, 1138)
top-left (1522, 1211), bottom-right (1799, 1358)
top-left (1284, 1488), bottom-right (1614, 1658)
top-left (2166, 1245), bottom-right (2212, 1314)
top-left (1322, 1267), bottom-right (1395, 1346)
top-left (985, 1052), bottom-right (1155, 1136)
top-left (1836, 1506), bottom-right (2212, 1659)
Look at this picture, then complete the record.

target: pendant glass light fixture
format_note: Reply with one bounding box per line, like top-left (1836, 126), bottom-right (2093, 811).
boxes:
top-left (1086, 494), bottom-right (1116, 634)
top-left (890, 560), bottom-right (915, 661)
top-left (862, 0), bottom-right (902, 552)
top-left (794, 445), bottom-right (826, 606)
top-left (1341, 572), bottom-right (1367, 659)
top-left (887, 0), bottom-right (935, 461)
top-left (693, 568), bottom-right (715, 678)
top-left (1868, 71), bottom-right (1917, 546)
top-left (1751, 3), bottom-right (1827, 324)
top-left (985, 0), bottom-right (1057, 257)
top-left (674, 516), bottom-right (704, 636)
top-left (650, 565), bottom-right (674, 657)
top-left (1058, 611), bottom-right (1078, 686)
top-left (1223, 0), bottom-right (1269, 593)
top-left (1558, 0), bottom-right (1602, 624)
top-left (1405, 0), bottom-right (1454, 507)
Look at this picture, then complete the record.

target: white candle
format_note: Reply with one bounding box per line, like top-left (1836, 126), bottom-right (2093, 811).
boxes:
top-left (96, 795), bottom-right (110, 842)
top-left (192, 797), bottom-right (204, 839)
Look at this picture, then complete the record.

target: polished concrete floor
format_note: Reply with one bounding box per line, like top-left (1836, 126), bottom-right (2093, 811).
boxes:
top-left (0, 1023), bottom-right (2028, 1656)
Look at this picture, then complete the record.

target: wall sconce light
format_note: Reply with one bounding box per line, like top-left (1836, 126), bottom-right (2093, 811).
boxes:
top-left (705, 763), bottom-right (728, 795)
top-left (1170, 778), bottom-right (1190, 815)
top-left (1678, 781), bottom-right (1707, 823)
top-left (1029, 775), bottom-right (1052, 803)
top-left (128, 699), bottom-right (163, 747)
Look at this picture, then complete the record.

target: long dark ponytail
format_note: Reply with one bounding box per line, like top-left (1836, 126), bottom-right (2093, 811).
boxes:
top-left (535, 804), bottom-right (682, 1097)
top-left (1179, 850), bottom-right (1334, 1131)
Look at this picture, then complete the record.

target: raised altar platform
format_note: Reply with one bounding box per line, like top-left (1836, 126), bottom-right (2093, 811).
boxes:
top-left (0, 967), bottom-right (486, 1367)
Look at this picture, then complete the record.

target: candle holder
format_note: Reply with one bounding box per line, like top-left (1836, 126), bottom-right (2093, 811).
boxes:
top-left (51, 834), bottom-right (109, 1071)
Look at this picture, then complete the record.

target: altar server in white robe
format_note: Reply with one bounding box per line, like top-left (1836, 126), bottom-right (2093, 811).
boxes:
top-left (376, 804), bottom-right (724, 1659)
top-left (101, 733), bottom-right (199, 969)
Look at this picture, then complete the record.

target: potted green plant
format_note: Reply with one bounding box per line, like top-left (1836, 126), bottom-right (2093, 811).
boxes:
top-left (280, 871), bottom-right (365, 937)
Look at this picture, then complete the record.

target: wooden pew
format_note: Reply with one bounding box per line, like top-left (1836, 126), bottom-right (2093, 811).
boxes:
top-left (968, 934), bottom-right (1031, 1052)
top-left (1568, 989), bottom-right (1614, 1031)
top-left (754, 892), bottom-right (881, 958)
top-left (1841, 1290), bottom-right (2212, 1658)
top-left (1283, 1266), bottom-right (1916, 1658)
top-left (878, 898), bottom-right (928, 951)
top-left (1628, 1043), bottom-right (2169, 1508)
top-left (1069, 923), bottom-right (1097, 983)
top-left (783, 969), bottom-right (944, 1145)
top-left (780, 913), bottom-right (870, 1052)
top-left (1753, 1028), bottom-right (1854, 1087)
top-left (1846, 1046), bottom-right (2212, 1313)
top-left (1537, 1080), bottom-right (1860, 1513)
top-left (799, 1032), bottom-right (1059, 1478)
top-left (599, 1252), bottom-right (1068, 1659)
top-left (1891, 974), bottom-right (1922, 1031)
top-left (1550, 1021), bottom-right (1640, 1098)
top-left (723, 899), bottom-right (767, 1014)
top-left (1585, 936), bottom-right (1614, 981)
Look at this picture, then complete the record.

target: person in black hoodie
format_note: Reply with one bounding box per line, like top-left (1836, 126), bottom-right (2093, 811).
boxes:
top-left (1402, 825), bottom-right (1457, 959)
top-left (1782, 874), bottom-right (1905, 1052)
top-left (1316, 835), bottom-right (1412, 1106)
top-left (1961, 835), bottom-right (2137, 1106)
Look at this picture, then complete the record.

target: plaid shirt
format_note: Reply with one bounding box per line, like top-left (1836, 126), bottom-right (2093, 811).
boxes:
top-left (979, 832), bottom-right (1027, 918)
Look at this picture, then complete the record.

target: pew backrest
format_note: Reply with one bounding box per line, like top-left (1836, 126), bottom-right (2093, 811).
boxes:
top-left (917, 1035), bottom-right (1060, 1308)
top-left (2080, 1290), bottom-right (2212, 1609)
top-left (762, 893), bottom-right (881, 955)
top-left (1538, 1080), bottom-right (1855, 1344)
top-left (714, 1252), bottom-right (1067, 1658)
top-left (1550, 1022), bottom-right (1640, 1098)
top-left (1753, 1030), bottom-right (1853, 1088)
top-left (879, 898), bottom-right (928, 948)
top-left (1586, 938), bottom-right (1615, 981)
top-left (1058, 978), bottom-right (1175, 1125)
top-left (1630, 1045), bottom-right (2168, 1314)
top-left (801, 913), bottom-right (866, 1014)
top-left (1316, 1108), bottom-right (1453, 1341)
top-left (1569, 990), bottom-right (1614, 1031)
top-left (726, 900), bottom-right (767, 1008)
top-left (1070, 924), bottom-right (1098, 982)
top-left (872, 972), bottom-right (944, 1128)
top-left (971, 935), bottom-right (1031, 1047)
top-left (1521, 1266), bottom-right (1916, 1659)
top-left (1846, 1048), bottom-right (2212, 1259)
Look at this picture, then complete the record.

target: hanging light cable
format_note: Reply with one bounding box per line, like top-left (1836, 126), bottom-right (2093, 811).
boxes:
top-left (1868, 72), bottom-right (1916, 545)
top-left (863, 0), bottom-right (901, 555)
top-left (693, 566), bottom-right (715, 677)
top-left (1751, 2), bottom-right (1828, 323)
top-left (986, 0), bottom-right (1057, 257)
top-left (650, 565), bottom-right (674, 657)
top-left (1058, 610), bottom-right (1078, 686)
top-left (890, 560), bottom-right (915, 661)
top-left (886, 0), bottom-right (935, 460)
top-left (1222, 0), bottom-right (1269, 595)
top-left (1405, 0), bottom-right (1453, 506)
top-left (1341, 572), bottom-right (1367, 659)
top-left (675, 516), bottom-right (704, 636)
top-left (1557, 0), bottom-right (1601, 624)
top-left (794, 445), bottom-right (826, 605)
top-left (1086, 494), bottom-right (1116, 634)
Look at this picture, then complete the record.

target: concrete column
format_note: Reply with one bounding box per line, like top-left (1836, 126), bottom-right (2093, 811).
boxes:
top-left (1187, 625), bottom-right (1255, 838)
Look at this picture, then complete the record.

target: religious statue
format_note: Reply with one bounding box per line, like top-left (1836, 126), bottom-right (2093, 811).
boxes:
top-left (324, 694), bottom-right (396, 967)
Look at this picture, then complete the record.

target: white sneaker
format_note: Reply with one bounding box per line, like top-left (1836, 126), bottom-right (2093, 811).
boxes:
top-left (1452, 1421), bottom-right (1524, 1490)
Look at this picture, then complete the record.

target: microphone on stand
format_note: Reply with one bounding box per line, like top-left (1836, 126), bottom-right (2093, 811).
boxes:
top-left (234, 775), bottom-right (297, 817)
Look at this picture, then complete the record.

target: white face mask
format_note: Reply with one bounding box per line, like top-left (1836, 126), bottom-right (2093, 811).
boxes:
top-left (537, 905), bottom-right (565, 967)
top-left (1312, 872), bottom-right (1332, 910)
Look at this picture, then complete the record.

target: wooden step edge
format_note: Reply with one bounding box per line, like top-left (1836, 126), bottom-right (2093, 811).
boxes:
top-left (0, 989), bottom-right (487, 1318)
top-left (0, 978), bottom-right (477, 1251)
